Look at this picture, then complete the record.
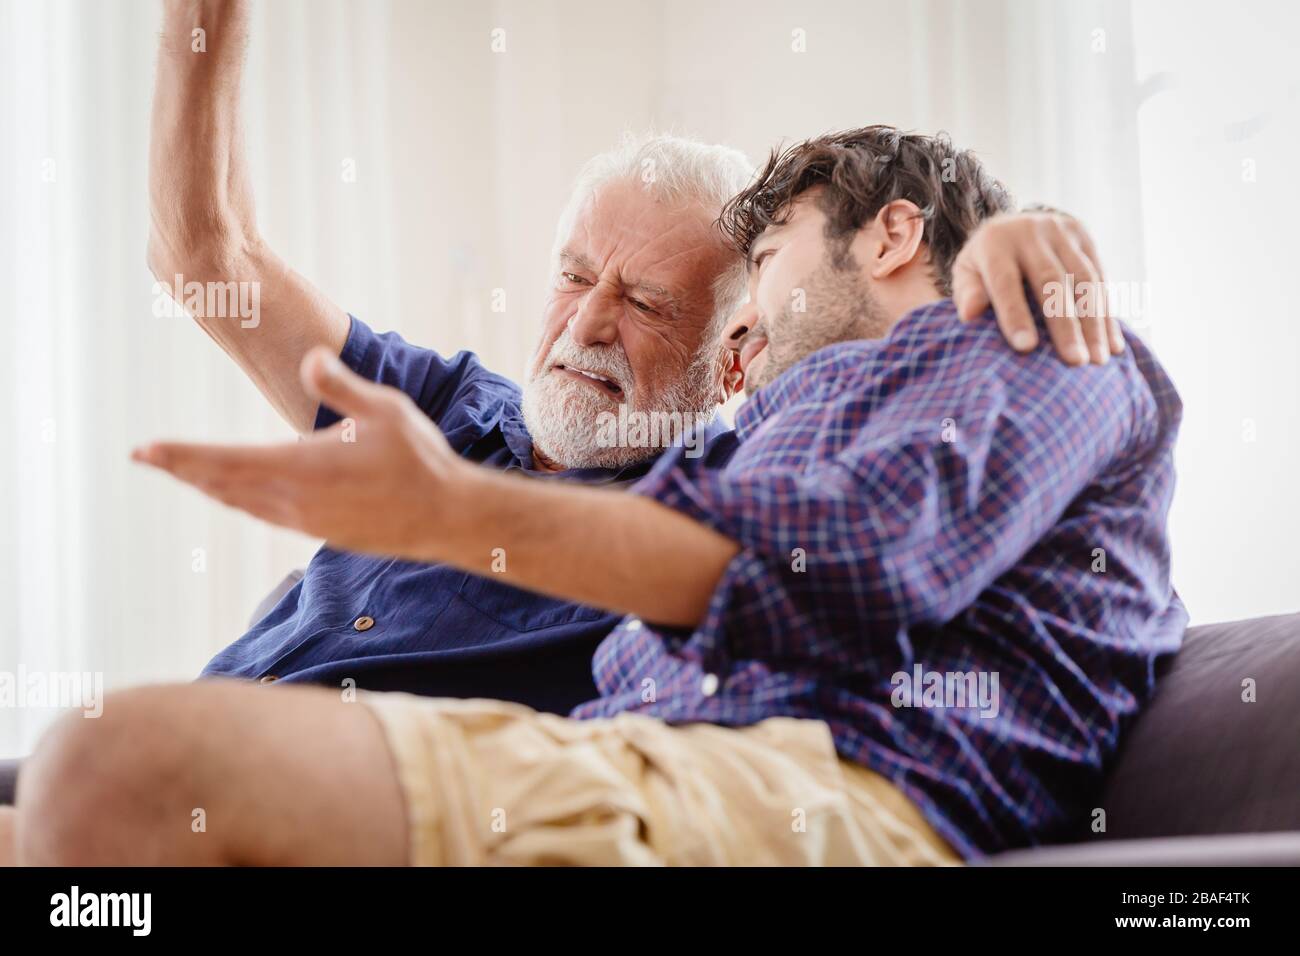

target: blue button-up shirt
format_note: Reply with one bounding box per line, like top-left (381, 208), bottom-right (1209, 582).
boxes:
top-left (200, 315), bottom-right (726, 714)
top-left (572, 299), bottom-right (1187, 859)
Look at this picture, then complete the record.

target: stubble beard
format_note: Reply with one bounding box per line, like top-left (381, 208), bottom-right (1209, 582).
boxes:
top-left (746, 254), bottom-right (893, 395)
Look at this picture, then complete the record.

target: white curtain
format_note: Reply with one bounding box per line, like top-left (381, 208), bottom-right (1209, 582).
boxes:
top-left (1130, 0), bottom-right (1300, 625)
top-left (3, 0), bottom-right (1287, 757)
top-left (0, 0), bottom-right (409, 756)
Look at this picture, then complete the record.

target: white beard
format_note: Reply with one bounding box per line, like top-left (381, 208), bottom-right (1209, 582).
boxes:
top-left (521, 371), bottom-right (637, 470)
top-left (520, 331), bottom-right (719, 470)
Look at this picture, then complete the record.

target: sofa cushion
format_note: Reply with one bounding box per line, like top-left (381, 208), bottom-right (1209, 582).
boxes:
top-left (1095, 610), bottom-right (1300, 840)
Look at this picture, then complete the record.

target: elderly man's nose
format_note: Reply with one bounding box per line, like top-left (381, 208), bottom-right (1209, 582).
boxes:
top-left (569, 292), bottom-right (620, 346)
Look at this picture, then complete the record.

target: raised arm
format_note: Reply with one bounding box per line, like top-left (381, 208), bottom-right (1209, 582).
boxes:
top-left (148, 0), bottom-right (349, 433)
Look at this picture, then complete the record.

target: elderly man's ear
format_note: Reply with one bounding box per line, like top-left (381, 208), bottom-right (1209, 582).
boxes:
top-left (718, 349), bottom-right (744, 402)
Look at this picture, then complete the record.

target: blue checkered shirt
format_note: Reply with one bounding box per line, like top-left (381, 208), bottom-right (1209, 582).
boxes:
top-left (571, 299), bottom-right (1187, 859)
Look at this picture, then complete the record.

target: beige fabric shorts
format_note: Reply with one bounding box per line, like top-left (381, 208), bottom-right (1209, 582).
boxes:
top-left (361, 692), bottom-right (959, 867)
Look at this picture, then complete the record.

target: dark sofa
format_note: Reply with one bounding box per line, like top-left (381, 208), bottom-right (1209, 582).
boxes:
top-left (3, 610), bottom-right (1297, 864)
top-left (990, 610), bottom-right (1300, 864)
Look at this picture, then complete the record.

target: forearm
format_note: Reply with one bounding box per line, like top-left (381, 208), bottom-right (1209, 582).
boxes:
top-left (432, 464), bottom-right (740, 628)
top-left (147, 0), bottom-right (348, 433)
top-left (149, 0), bottom-right (255, 268)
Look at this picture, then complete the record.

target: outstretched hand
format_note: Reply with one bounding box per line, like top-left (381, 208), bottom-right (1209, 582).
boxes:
top-left (133, 348), bottom-right (463, 560)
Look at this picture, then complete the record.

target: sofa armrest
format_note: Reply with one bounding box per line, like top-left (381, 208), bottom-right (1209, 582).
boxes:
top-left (986, 832), bottom-right (1300, 866)
top-left (248, 569), bottom-right (306, 629)
top-left (0, 758), bottom-right (19, 806)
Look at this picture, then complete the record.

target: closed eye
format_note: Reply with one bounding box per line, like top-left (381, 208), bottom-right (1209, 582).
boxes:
top-left (629, 297), bottom-right (657, 314)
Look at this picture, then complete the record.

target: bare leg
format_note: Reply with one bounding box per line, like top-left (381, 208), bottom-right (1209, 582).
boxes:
top-left (15, 680), bottom-right (409, 865)
top-left (0, 807), bottom-right (15, 866)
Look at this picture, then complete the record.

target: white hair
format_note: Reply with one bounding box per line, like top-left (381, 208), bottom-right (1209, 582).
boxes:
top-left (551, 132), bottom-right (756, 338)
top-left (525, 135), bottom-right (756, 469)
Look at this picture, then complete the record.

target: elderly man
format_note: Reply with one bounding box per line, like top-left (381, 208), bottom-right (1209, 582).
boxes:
top-left (140, 0), bottom-right (1116, 714)
top-left (1, 124), bottom-right (1167, 868)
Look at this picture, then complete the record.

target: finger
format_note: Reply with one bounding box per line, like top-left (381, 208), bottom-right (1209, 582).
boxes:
top-left (1104, 309), bottom-right (1125, 356)
top-left (984, 265), bottom-right (1039, 353)
top-left (301, 347), bottom-right (387, 419)
top-left (952, 256), bottom-right (992, 322)
top-left (132, 440), bottom-right (300, 486)
top-left (1020, 247), bottom-right (1088, 366)
top-left (1052, 237), bottom-right (1108, 365)
top-left (1069, 225), bottom-right (1124, 355)
top-left (194, 476), bottom-right (305, 532)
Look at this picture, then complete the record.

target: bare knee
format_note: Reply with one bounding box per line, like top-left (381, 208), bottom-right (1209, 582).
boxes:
top-left (17, 680), bottom-right (409, 866)
top-left (17, 684), bottom-right (219, 865)
top-left (0, 807), bottom-right (15, 866)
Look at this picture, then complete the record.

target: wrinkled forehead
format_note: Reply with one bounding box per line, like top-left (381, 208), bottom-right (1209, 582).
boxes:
top-left (560, 178), bottom-right (739, 297)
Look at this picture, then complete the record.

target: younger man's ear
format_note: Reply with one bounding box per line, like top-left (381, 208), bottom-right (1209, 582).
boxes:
top-left (859, 198), bottom-right (927, 280)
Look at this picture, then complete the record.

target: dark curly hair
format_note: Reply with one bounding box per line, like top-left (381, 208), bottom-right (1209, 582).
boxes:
top-left (718, 125), bottom-right (1014, 295)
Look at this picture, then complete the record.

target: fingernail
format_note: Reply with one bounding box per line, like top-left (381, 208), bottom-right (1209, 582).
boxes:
top-left (1012, 330), bottom-right (1036, 351)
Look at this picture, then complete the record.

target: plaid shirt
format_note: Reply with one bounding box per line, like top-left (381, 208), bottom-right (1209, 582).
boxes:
top-left (571, 299), bottom-right (1187, 859)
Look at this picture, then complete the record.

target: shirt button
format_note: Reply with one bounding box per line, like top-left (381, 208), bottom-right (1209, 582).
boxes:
top-left (700, 673), bottom-right (719, 697)
top-left (259, 675), bottom-right (278, 684)
top-left (353, 615), bottom-right (375, 632)
top-left (625, 618), bottom-right (642, 632)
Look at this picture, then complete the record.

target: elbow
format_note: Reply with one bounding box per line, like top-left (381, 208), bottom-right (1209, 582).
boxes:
top-left (147, 184), bottom-right (262, 284)
top-left (145, 233), bottom-right (180, 287)
top-left (146, 221), bottom-right (260, 289)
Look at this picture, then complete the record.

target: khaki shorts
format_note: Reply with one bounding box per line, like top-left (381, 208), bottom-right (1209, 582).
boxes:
top-left (361, 692), bottom-right (959, 867)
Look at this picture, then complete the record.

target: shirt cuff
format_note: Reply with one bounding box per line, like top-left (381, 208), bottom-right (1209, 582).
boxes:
top-left (313, 313), bottom-right (368, 431)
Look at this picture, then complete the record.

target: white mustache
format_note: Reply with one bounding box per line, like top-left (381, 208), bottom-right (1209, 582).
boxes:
top-left (542, 330), bottom-right (634, 391)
